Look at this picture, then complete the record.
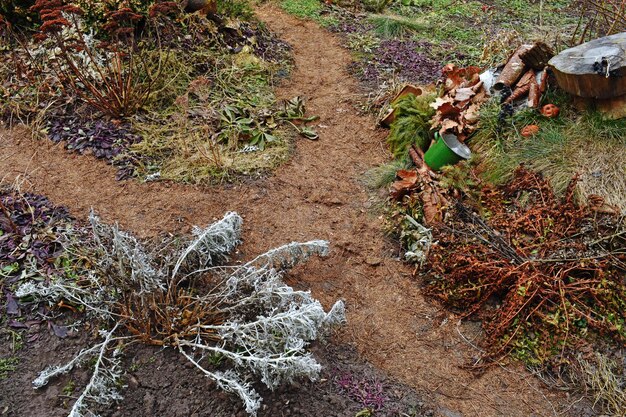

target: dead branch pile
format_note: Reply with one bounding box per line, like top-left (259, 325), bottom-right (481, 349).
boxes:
top-left (424, 167), bottom-right (626, 364)
top-left (575, 0), bottom-right (626, 41)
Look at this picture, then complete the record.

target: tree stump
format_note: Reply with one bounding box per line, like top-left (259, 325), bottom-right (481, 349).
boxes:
top-left (549, 32), bottom-right (626, 99)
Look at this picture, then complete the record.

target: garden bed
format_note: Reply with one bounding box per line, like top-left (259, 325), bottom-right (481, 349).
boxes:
top-left (3, 1), bottom-right (623, 416)
top-left (0, 0), bottom-right (309, 184)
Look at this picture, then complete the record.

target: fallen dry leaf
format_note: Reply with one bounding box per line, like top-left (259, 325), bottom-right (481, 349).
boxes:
top-left (464, 103), bottom-right (481, 124)
top-left (391, 169), bottom-right (419, 199)
top-left (454, 87), bottom-right (475, 102)
top-left (432, 64), bottom-right (490, 141)
top-left (521, 124), bottom-right (539, 137)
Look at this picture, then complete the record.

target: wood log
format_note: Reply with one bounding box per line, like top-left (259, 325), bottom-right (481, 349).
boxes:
top-left (505, 70), bottom-right (534, 103)
top-left (527, 76), bottom-right (540, 108)
top-left (549, 32), bottom-right (626, 99)
top-left (494, 45), bottom-right (532, 91)
top-left (519, 41), bottom-right (554, 70)
top-left (572, 94), bottom-right (626, 119)
top-left (515, 69), bottom-right (536, 89)
top-left (538, 69), bottom-right (548, 93)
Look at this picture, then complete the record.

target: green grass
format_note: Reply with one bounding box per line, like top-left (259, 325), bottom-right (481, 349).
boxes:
top-left (368, 13), bottom-right (429, 38)
top-left (279, 0), bottom-right (338, 27)
top-left (384, 0), bottom-right (578, 65)
top-left (472, 93), bottom-right (626, 210)
top-left (218, 0), bottom-right (254, 19)
top-left (278, 0), bottom-right (578, 66)
top-left (280, 0), bottom-right (322, 18)
top-left (0, 357), bottom-right (18, 380)
top-left (363, 159), bottom-right (410, 191)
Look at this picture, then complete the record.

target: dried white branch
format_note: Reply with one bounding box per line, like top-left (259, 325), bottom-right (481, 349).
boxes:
top-left (89, 211), bottom-right (165, 294)
top-left (68, 325), bottom-right (123, 417)
top-left (16, 271), bottom-right (116, 319)
top-left (243, 240), bottom-right (329, 271)
top-left (171, 212), bottom-right (243, 279)
top-left (34, 325), bottom-right (123, 417)
top-left (179, 348), bottom-right (261, 415)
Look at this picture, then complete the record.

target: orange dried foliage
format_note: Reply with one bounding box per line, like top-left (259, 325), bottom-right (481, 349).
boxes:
top-left (431, 64), bottom-right (489, 142)
top-left (424, 167), bottom-right (626, 364)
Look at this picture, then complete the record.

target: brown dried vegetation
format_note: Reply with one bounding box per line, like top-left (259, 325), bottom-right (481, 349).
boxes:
top-left (424, 167), bottom-right (626, 365)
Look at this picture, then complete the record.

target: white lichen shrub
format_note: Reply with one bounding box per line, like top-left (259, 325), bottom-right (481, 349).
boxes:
top-left (16, 269), bottom-right (117, 320)
top-left (21, 211), bottom-right (344, 417)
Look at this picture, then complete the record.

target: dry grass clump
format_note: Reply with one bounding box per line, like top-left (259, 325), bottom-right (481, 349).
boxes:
top-left (127, 38), bottom-right (308, 184)
top-left (570, 352), bottom-right (626, 414)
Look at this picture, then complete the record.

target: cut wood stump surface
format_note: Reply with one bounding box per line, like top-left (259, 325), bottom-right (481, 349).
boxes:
top-left (549, 32), bottom-right (626, 99)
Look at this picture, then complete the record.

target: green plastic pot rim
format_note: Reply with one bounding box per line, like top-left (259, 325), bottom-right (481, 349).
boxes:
top-left (438, 133), bottom-right (471, 160)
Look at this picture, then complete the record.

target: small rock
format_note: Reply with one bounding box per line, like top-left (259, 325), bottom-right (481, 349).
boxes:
top-left (365, 257), bottom-right (383, 267)
top-left (127, 375), bottom-right (139, 389)
top-left (328, 198), bottom-right (342, 206)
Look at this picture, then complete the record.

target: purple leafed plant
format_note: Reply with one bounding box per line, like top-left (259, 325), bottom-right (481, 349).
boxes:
top-left (0, 190), bottom-right (73, 279)
top-left (357, 39), bottom-right (442, 86)
top-left (0, 190), bottom-right (75, 324)
top-left (240, 23), bottom-right (292, 63)
top-left (335, 372), bottom-right (389, 411)
top-left (48, 118), bottom-right (142, 180)
top-left (328, 14), bottom-right (373, 35)
top-left (0, 190), bottom-right (80, 335)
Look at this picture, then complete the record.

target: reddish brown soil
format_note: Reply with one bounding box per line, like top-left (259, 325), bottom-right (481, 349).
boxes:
top-left (0, 5), bottom-right (582, 416)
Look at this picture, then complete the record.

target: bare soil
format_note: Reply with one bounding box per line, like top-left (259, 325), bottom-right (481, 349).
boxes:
top-left (0, 5), bottom-right (589, 416)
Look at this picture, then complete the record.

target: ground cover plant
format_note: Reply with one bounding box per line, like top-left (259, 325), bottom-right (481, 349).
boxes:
top-left (0, 186), bottom-right (88, 391)
top-left (277, 0), bottom-right (580, 92)
top-left (0, 0), bottom-right (313, 183)
top-left (425, 168), bottom-right (626, 364)
top-left (0, 186), bottom-right (89, 332)
top-left (1, 186), bottom-right (345, 416)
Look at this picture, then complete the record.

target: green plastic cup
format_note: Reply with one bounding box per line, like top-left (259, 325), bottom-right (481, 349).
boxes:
top-left (423, 132), bottom-right (471, 171)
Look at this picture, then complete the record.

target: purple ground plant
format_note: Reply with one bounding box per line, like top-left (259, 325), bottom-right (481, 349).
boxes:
top-left (320, 7), bottom-right (442, 87)
top-left (0, 190), bottom-right (81, 337)
top-left (357, 39), bottom-right (442, 86)
top-left (48, 118), bottom-right (142, 180)
top-left (0, 191), bottom-right (72, 277)
top-left (335, 372), bottom-right (389, 411)
top-left (327, 9), bottom-right (373, 35)
top-left (243, 23), bottom-right (292, 63)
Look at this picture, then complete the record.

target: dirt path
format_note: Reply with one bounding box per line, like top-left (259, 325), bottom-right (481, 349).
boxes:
top-left (0, 5), bottom-right (569, 416)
